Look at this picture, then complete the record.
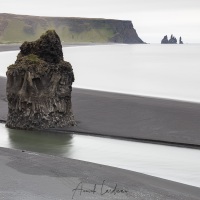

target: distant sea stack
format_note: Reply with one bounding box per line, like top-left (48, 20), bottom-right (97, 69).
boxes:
top-left (6, 30), bottom-right (75, 130)
top-left (179, 37), bottom-right (184, 44)
top-left (0, 13), bottom-right (144, 44)
top-left (168, 35), bottom-right (177, 44)
top-left (161, 34), bottom-right (183, 44)
top-left (161, 35), bottom-right (169, 44)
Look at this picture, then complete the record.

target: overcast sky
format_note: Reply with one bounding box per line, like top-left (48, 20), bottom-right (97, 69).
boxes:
top-left (0, 0), bottom-right (200, 43)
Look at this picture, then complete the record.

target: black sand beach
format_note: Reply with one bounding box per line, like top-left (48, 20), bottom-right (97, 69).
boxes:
top-left (0, 44), bottom-right (21, 52)
top-left (0, 43), bottom-right (111, 52)
top-left (69, 88), bottom-right (200, 148)
top-left (0, 147), bottom-right (199, 200)
top-left (1, 76), bottom-right (200, 148)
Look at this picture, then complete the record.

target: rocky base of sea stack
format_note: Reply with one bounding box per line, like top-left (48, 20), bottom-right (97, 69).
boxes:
top-left (6, 30), bottom-right (76, 130)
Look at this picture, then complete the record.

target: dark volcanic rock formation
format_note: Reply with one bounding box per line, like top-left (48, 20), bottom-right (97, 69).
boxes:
top-left (179, 36), bottom-right (184, 44)
top-left (161, 34), bottom-right (180, 44)
top-left (168, 34), bottom-right (177, 44)
top-left (161, 35), bottom-right (169, 44)
top-left (6, 30), bottom-right (75, 129)
top-left (109, 20), bottom-right (144, 44)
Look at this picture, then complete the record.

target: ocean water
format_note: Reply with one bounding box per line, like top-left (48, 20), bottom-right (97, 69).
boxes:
top-left (0, 123), bottom-right (200, 188)
top-left (1, 44), bottom-right (200, 102)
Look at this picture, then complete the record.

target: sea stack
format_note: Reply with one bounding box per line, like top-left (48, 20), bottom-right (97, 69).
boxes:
top-left (168, 35), bottom-right (177, 44)
top-left (6, 30), bottom-right (75, 130)
top-left (179, 37), bottom-right (184, 44)
top-left (161, 34), bottom-right (183, 44)
top-left (161, 35), bottom-right (169, 44)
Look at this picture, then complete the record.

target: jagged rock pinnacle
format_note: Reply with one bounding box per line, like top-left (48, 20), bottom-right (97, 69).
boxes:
top-left (19, 30), bottom-right (63, 63)
top-left (161, 35), bottom-right (169, 44)
top-left (179, 37), bottom-right (184, 44)
top-left (6, 30), bottom-right (75, 130)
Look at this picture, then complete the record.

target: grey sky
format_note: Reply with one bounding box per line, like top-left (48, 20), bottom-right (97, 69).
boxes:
top-left (0, 0), bottom-right (200, 43)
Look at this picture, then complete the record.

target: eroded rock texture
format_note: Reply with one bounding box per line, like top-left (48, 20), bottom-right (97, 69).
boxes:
top-left (6, 30), bottom-right (75, 129)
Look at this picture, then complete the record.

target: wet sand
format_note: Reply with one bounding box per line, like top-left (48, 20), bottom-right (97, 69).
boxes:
top-left (0, 146), bottom-right (199, 200)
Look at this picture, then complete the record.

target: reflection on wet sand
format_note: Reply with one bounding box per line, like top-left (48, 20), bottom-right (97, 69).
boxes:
top-left (1, 123), bottom-right (200, 187)
top-left (7, 127), bottom-right (73, 156)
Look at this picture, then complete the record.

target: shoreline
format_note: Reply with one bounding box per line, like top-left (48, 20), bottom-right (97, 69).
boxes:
top-left (0, 42), bottom-right (118, 52)
top-left (1, 120), bottom-right (200, 150)
top-left (48, 128), bottom-right (200, 150)
top-left (0, 44), bottom-right (21, 52)
top-left (68, 88), bottom-right (200, 147)
top-left (82, 86), bottom-right (200, 103)
top-left (1, 77), bottom-right (200, 148)
top-left (0, 146), bottom-right (199, 200)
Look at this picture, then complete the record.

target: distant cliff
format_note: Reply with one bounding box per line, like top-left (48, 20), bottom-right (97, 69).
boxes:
top-left (0, 13), bottom-right (144, 44)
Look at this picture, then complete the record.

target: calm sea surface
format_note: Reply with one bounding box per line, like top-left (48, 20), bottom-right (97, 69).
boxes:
top-left (0, 44), bottom-right (200, 187)
top-left (1, 44), bottom-right (200, 102)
